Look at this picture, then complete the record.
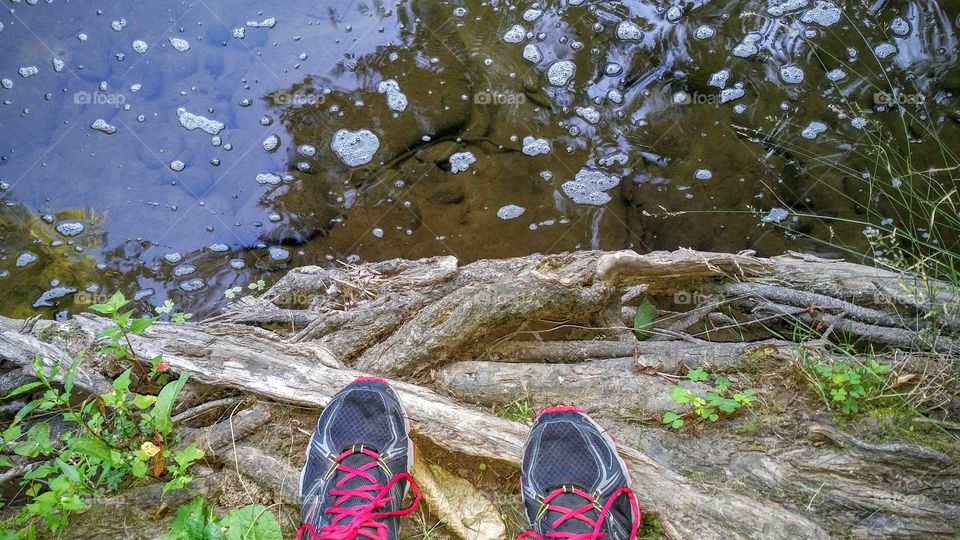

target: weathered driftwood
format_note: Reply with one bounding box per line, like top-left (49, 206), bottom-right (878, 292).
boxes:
top-left (231, 444), bottom-right (300, 506)
top-left (434, 358), bottom-right (700, 416)
top-left (0, 315), bottom-right (824, 539)
top-left (4, 249), bottom-right (959, 539)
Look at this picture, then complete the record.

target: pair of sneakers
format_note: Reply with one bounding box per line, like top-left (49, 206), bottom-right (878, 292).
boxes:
top-left (297, 377), bottom-right (640, 540)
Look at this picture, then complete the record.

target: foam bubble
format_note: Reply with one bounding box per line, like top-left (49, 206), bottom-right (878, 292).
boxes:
top-left (179, 278), bottom-right (205, 292)
top-left (800, 1), bottom-right (842, 27)
top-left (522, 44), bottom-right (543, 63)
top-left (874, 43), bottom-right (897, 59)
top-left (269, 246), bottom-right (289, 261)
top-left (762, 208), bottom-right (789, 223)
top-left (889, 17), bottom-right (911, 37)
top-left (16, 252), bottom-right (37, 267)
top-left (163, 252), bottom-right (183, 264)
top-left (256, 173), bottom-right (282, 185)
top-left (91, 119), bottom-right (117, 134)
top-left (298, 144), bottom-right (316, 157)
top-left (502, 24), bottom-right (526, 44)
top-left (767, 0), bottom-right (809, 17)
top-left (801, 121), bottom-right (827, 139)
top-left (247, 17), bottom-right (277, 28)
top-left (733, 33), bottom-right (762, 58)
top-left (709, 69), bottom-right (730, 88)
top-left (173, 264), bottom-right (196, 277)
top-left (561, 168), bottom-right (620, 206)
top-left (616, 21), bottom-right (643, 41)
top-left (132, 40), bottom-right (149, 53)
top-left (55, 221), bottom-right (85, 237)
top-left (111, 18), bottom-right (127, 31)
top-left (232, 28), bottom-right (245, 39)
top-left (522, 136), bottom-right (551, 156)
top-left (376, 79), bottom-right (408, 112)
top-left (1, 79), bottom-right (12, 89)
top-left (169, 160), bottom-right (185, 172)
top-left (262, 134), bottom-right (281, 152)
top-left (694, 25), bottom-right (716, 40)
top-left (575, 106), bottom-right (600, 124)
top-left (169, 38), bottom-right (190, 51)
top-left (331, 128), bottom-right (380, 167)
top-left (695, 169), bottom-right (713, 180)
top-left (18, 66), bottom-right (39, 78)
top-left (547, 60), bottom-right (576, 86)
top-left (52, 58), bottom-right (65, 72)
top-left (177, 108), bottom-right (225, 135)
top-left (779, 63), bottom-right (805, 84)
top-left (665, 6), bottom-right (684, 22)
top-left (497, 205), bottom-right (526, 220)
top-left (523, 9), bottom-right (543, 22)
top-left (826, 68), bottom-right (847, 82)
top-left (449, 151), bottom-right (476, 173)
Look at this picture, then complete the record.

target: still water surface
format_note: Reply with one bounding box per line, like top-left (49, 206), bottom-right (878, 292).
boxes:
top-left (0, 0), bottom-right (957, 317)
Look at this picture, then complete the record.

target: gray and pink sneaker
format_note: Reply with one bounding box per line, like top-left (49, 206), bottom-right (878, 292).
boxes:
top-left (297, 377), bottom-right (419, 540)
top-left (517, 406), bottom-right (640, 540)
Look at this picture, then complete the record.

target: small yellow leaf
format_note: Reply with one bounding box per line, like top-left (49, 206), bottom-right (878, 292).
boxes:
top-left (141, 441), bottom-right (161, 457)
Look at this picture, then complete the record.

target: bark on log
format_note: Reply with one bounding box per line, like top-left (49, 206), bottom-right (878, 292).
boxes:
top-left (0, 316), bottom-right (826, 539)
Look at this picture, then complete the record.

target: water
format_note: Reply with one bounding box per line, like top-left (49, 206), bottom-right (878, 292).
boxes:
top-left (0, 0), bottom-right (958, 318)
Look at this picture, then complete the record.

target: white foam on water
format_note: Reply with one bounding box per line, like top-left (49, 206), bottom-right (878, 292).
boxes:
top-left (130, 83), bottom-right (142, 92)
top-left (733, 33), bottom-right (762, 58)
top-left (695, 169), bottom-right (713, 180)
top-left (179, 278), bottom-right (205, 292)
top-left (561, 168), bottom-right (620, 206)
top-left (177, 108), bottom-right (225, 135)
top-left (889, 17), bottom-right (911, 37)
top-left (801, 120), bottom-right (827, 139)
top-left (55, 221), bottom-right (85, 237)
top-left (502, 24), bottom-right (526, 43)
top-left (169, 37), bottom-right (190, 51)
top-left (169, 160), bottom-right (185, 172)
top-left (1, 79), bottom-right (12, 89)
top-left (767, 0), bottom-right (809, 17)
top-left (522, 136), bottom-right (551, 156)
top-left (298, 144), bottom-right (316, 157)
top-left (575, 106), bottom-right (600, 124)
top-left (232, 28), bottom-right (245, 39)
top-left (616, 21), bottom-right (643, 41)
top-left (496, 205), bottom-right (525, 220)
top-left (132, 40), bottom-right (148, 53)
top-left (779, 63), bottom-right (805, 84)
top-left (522, 44), bottom-right (543, 63)
top-left (694, 25), bottom-right (716, 40)
top-left (256, 173), bottom-right (282, 185)
top-left (666, 6), bottom-right (684, 22)
top-left (449, 151), bottom-right (476, 173)
top-left (547, 60), bottom-right (576, 86)
top-left (874, 43), bottom-right (897, 59)
top-left (247, 17), bottom-right (277, 28)
top-left (607, 89), bottom-right (624, 103)
top-left (111, 18), bottom-right (127, 31)
top-left (173, 264), bottom-right (196, 277)
top-left (16, 252), bottom-right (37, 267)
top-left (720, 87), bottom-right (746, 103)
top-left (826, 68), bottom-right (847, 81)
top-left (523, 9), bottom-right (543, 22)
top-left (262, 134), bottom-right (281, 152)
top-left (331, 128), bottom-right (380, 167)
top-left (376, 79), bottom-right (408, 112)
top-left (52, 58), bottom-right (64, 72)
top-left (762, 208), bottom-right (789, 223)
top-left (709, 69), bottom-right (730, 88)
top-left (800, 1), bottom-right (842, 27)
top-left (18, 66), bottom-right (39, 78)
top-left (163, 252), bottom-right (183, 264)
top-left (91, 119), bottom-right (117, 134)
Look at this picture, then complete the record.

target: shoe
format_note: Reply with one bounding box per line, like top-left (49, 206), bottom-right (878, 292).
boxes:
top-left (517, 406), bottom-right (640, 540)
top-left (297, 377), bottom-right (420, 540)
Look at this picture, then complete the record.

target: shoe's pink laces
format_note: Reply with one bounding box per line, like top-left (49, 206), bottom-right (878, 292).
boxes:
top-left (516, 486), bottom-right (640, 540)
top-left (297, 447), bottom-right (421, 540)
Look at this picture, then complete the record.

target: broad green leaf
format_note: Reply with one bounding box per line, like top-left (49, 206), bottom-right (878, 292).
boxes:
top-left (64, 356), bottom-right (82, 396)
top-left (14, 423), bottom-right (53, 457)
top-left (164, 497), bottom-right (219, 540)
top-left (133, 394), bottom-right (158, 409)
top-left (669, 386), bottom-right (692, 405)
top-left (2, 424), bottom-right (21, 444)
top-left (221, 504), bottom-right (282, 540)
top-left (686, 369), bottom-right (709, 382)
top-left (0, 456), bottom-right (12, 468)
top-left (130, 316), bottom-right (159, 335)
top-left (632, 297), bottom-right (656, 340)
top-left (112, 369), bottom-right (133, 397)
top-left (54, 458), bottom-right (81, 484)
top-left (91, 291), bottom-right (129, 315)
top-left (174, 444), bottom-right (205, 469)
top-left (5, 380), bottom-right (43, 399)
top-left (156, 300), bottom-right (175, 315)
top-left (68, 436), bottom-right (114, 464)
top-left (154, 372), bottom-right (189, 436)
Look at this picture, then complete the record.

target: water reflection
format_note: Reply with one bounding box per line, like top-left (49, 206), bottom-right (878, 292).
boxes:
top-left (0, 0), bottom-right (957, 317)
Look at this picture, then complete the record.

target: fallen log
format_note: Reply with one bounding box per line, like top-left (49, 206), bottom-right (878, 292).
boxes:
top-left (0, 316), bottom-right (826, 539)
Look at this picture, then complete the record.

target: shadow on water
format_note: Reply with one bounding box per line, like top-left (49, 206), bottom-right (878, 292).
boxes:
top-left (0, 0), bottom-right (958, 317)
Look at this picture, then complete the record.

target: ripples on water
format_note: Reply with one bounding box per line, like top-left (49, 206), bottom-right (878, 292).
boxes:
top-left (0, 0), bottom-right (957, 318)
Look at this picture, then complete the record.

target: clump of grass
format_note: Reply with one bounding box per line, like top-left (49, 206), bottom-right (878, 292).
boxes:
top-left (495, 399), bottom-right (535, 423)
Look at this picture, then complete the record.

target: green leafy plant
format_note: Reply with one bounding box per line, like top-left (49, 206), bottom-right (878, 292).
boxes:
top-left (163, 497), bottom-right (282, 540)
top-left (661, 369), bottom-right (757, 429)
top-left (802, 357), bottom-right (893, 414)
top-left (495, 399), bottom-right (535, 423)
top-left (0, 294), bottom-right (198, 538)
top-left (632, 297), bottom-right (656, 340)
